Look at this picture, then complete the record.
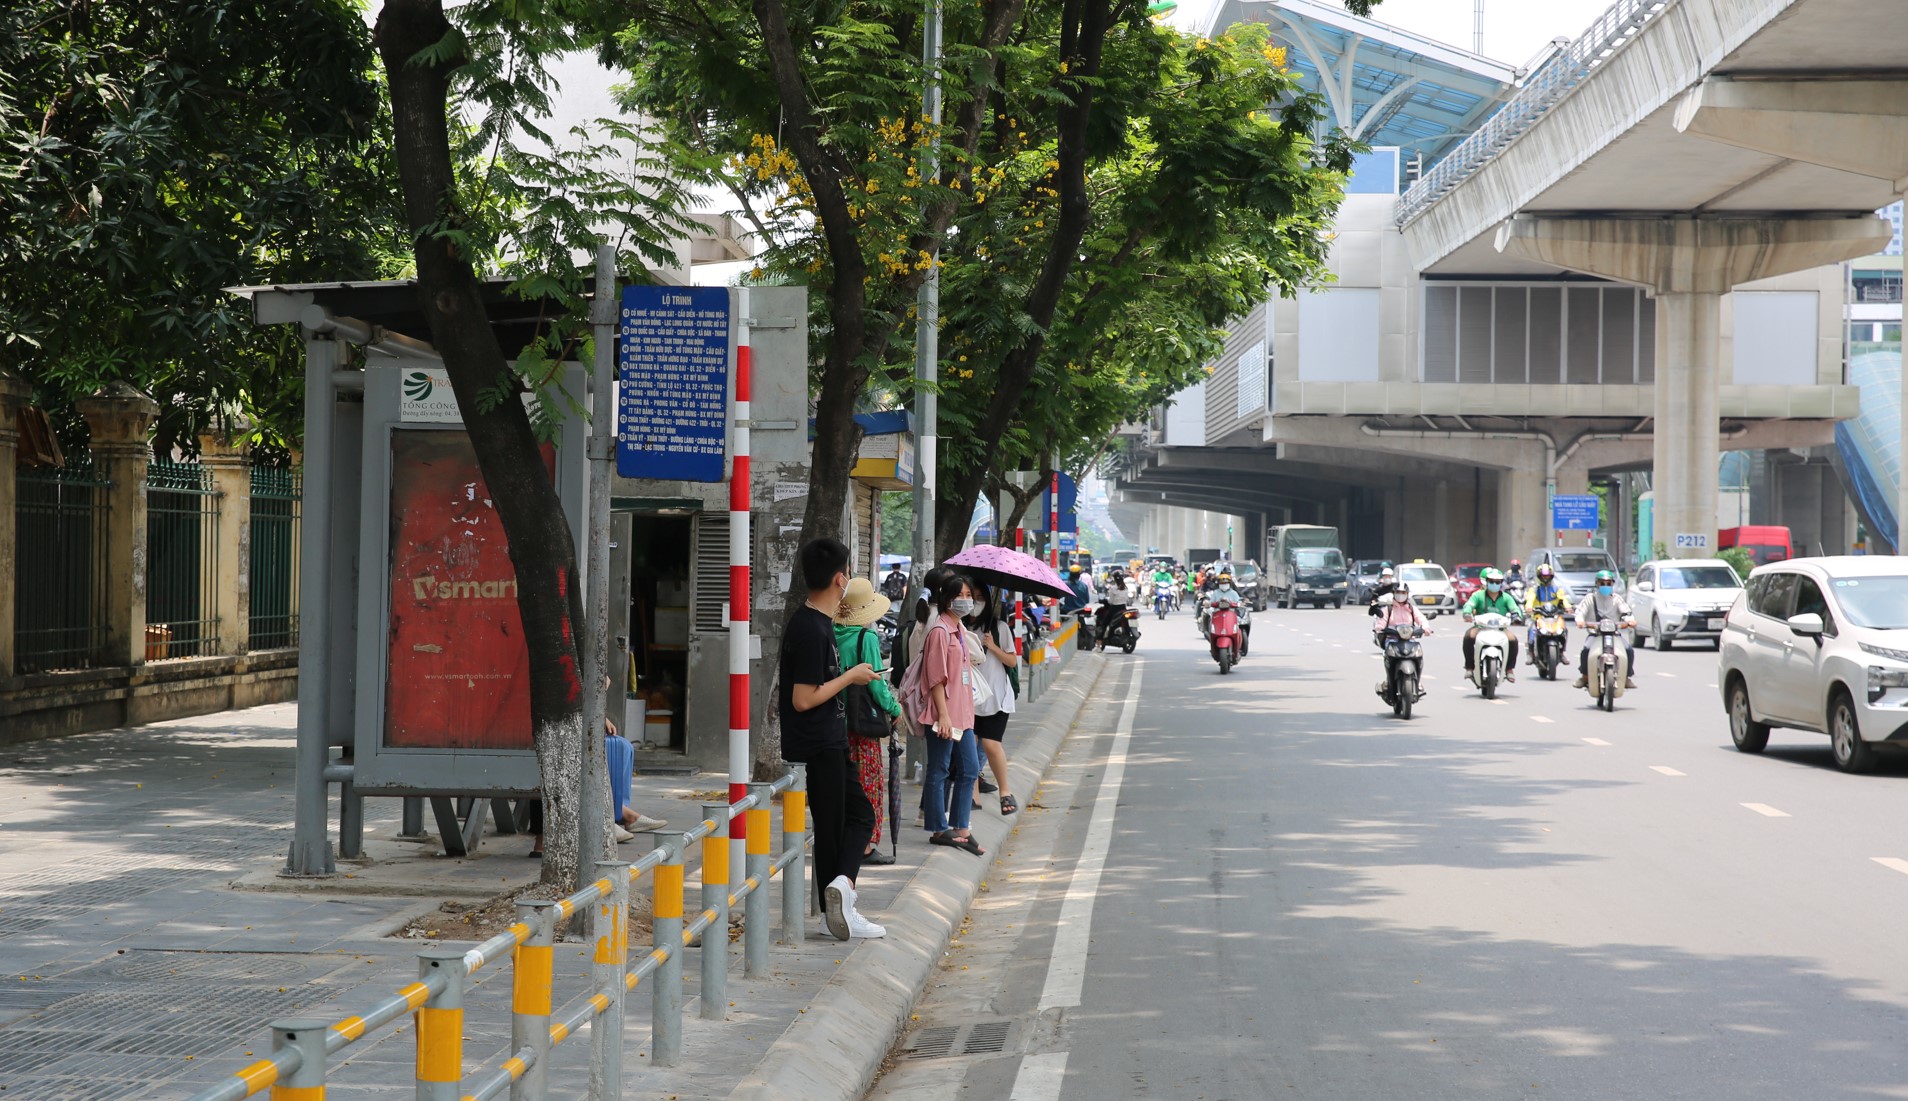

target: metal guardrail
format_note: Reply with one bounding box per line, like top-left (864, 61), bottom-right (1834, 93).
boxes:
top-left (1394, 0), bottom-right (1672, 227)
top-left (183, 769), bottom-right (809, 1101)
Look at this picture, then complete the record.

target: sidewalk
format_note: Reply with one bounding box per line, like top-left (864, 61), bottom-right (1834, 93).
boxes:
top-left (0, 650), bottom-right (1106, 1101)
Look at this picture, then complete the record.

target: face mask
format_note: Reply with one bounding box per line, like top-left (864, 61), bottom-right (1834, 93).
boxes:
top-left (950, 598), bottom-right (978, 617)
top-left (1486, 584), bottom-right (1501, 594)
top-left (1597, 585), bottom-right (1614, 596)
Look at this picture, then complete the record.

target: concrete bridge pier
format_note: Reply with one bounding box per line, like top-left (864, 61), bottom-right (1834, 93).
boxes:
top-left (1497, 215), bottom-right (1891, 558)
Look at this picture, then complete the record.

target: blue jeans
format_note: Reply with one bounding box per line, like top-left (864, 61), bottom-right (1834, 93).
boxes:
top-left (922, 726), bottom-right (979, 833)
top-left (607, 733), bottom-right (634, 820)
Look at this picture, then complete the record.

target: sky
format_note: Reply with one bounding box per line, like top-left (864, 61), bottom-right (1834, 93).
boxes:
top-left (1183, 0), bottom-right (1617, 68)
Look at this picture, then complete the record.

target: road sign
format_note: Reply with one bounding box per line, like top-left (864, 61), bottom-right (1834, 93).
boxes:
top-left (1030, 472), bottom-right (1078, 533)
top-left (1551, 494), bottom-right (1600, 532)
top-left (1674, 532), bottom-right (1710, 550)
top-left (1058, 532), bottom-right (1078, 552)
top-left (617, 285), bottom-right (730, 481)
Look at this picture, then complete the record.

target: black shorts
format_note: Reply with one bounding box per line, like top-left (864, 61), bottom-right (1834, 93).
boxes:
top-left (974, 711), bottom-right (1011, 742)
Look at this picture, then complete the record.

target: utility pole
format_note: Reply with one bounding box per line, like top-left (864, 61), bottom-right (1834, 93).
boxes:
top-left (580, 245), bottom-right (616, 881)
top-left (909, 0), bottom-right (944, 600)
top-left (1473, 0), bottom-right (1484, 54)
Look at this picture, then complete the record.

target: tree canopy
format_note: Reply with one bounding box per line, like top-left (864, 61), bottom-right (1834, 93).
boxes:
top-left (0, 0), bottom-right (405, 455)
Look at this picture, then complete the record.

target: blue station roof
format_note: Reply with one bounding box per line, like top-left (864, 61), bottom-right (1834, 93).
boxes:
top-left (1201, 0), bottom-right (1520, 173)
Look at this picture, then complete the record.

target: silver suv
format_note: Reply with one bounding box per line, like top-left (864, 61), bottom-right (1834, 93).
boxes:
top-left (1719, 557), bottom-right (1908, 773)
top-left (1630, 559), bottom-right (1742, 650)
top-left (1527, 546), bottom-right (1625, 603)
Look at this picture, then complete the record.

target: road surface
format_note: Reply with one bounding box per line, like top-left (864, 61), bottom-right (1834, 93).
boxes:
top-left (867, 604), bottom-right (1908, 1100)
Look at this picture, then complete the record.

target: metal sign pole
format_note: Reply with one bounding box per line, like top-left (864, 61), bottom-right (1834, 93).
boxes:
top-left (580, 246), bottom-right (616, 877)
top-left (909, 0), bottom-right (943, 610)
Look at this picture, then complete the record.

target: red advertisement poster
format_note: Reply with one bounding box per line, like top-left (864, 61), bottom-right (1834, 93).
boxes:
top-left (384, 429), bottom-right (551, 750)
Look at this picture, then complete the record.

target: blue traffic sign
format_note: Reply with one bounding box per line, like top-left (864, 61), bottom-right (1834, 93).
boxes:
top-left (1551, 494), bottom-right (1600, 532)
top-left (618, 285), bottom-right (730, 482)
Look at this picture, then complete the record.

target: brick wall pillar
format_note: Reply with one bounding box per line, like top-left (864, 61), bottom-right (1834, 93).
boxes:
top-left (77, 384), bottom-right (159, 668)
top-left (199, 434), bottom-right (252, 655)
top-left (0, 371), bottom-right (31, 678)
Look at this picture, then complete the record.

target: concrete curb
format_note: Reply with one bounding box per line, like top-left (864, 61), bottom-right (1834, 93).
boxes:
top-left (726, 651), bottom-right (1110, 1101)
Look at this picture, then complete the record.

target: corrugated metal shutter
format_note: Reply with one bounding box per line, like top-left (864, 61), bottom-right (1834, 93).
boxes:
top-left (1423, 285), bottom-right (1457, 382)
top-left (854, 487), bottom-right (877, 576)
top-left (692, 513), bottom-right (729, 632)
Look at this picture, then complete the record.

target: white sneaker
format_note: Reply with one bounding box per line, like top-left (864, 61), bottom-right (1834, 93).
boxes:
top-left (612, 824), bottom-right (636, 842)
top-left (847, 911), bottom-right (886, 938)
top-left (823, 875), bottom-right (854, 941)
top-left (627, 814), bottom-right (667, 832)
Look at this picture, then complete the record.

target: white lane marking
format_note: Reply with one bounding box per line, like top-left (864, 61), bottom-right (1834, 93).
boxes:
top-left (1655, 672), bottom-right (1676, 679)
top-left (1649, 765), bottom-right (1685, 776)
top-left (1009, 1051), bottom-right (1070, 1100)
top-left (1531, 716), bottom-right (1554, 724)
top-left (1581, 737), bottom-right (1611, 746)
top-left (1038, 662), bottom-right (1143, 1012)
top-left (1741, 803), bottom-right (1790, 818)
top-left (1872, 857), bottom-right (1908, 876)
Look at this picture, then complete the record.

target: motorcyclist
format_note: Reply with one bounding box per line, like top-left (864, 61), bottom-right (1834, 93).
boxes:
top-left (1372, 583), bottom-right (1431, 640)
top-left (1204, 570), bottom-right (1248, 656)
top-left (1150, 562), bottom-right (1175, 606)
top-left (1096, 569), bottom-right (1134, 648)
top-left (880, 564), bottom-right (910, 602)
top-left (1506, 559), bottom-right (1525, 586)
top-left (1524, 563), bottom-right (1570, 648)
top-left (1199, 566), bottom-right (1223, 595)
top-left (1060, 563), bottom-right (1093, 615)
top-left (1572, 569), bottom-right (1638, 690)
top-left (1461, 567), bottom-right (1522, 682)
top-left (1366, 565), bottom-right (1399, 617)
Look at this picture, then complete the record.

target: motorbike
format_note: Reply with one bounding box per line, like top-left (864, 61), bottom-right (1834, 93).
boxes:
top-left (1529, 609), bottom-right (1568, 680)
top-left (1469, 611), bottom-right (1518, 699)
top-left (1097, 603), bottom-right (1142, 654)
top-left (1208, 595), bottom-right (1243, 674)
top-left (874, 611), bottom-right (899, 658)
top-left (1073, 608), bottom-right (1097, 652)
top-left (1376, 611), bottom-right (1426, 718)
top-left (1154, 582), bottom-right (1175, 620)
top-left (1586, 618), bottom-right (1632, 711)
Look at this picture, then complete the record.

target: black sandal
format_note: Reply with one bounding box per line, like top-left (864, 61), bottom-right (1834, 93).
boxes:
top-left (999, 795), bottom-right (1018, 815)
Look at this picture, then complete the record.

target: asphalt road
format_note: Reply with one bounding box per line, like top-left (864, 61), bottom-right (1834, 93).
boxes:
top-left (867, 603), bottom-right (1908, 1101)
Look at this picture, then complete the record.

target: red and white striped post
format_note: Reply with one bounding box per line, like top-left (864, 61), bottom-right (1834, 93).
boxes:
top-left (1012, 525), bottom-right (1026, 659)
top-left (729, 290), bottom-right (752, 877)
top-left (1048, 471), bottom-right (1061, 570)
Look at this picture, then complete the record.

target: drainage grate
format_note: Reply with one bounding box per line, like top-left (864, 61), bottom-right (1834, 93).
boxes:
top-left (904, 1021), bottom-right (1018, 1060)
top-left (965, 1020), bottom-right (1012, 1054)
top-left (906, 1025), bottom-right (962, 1059)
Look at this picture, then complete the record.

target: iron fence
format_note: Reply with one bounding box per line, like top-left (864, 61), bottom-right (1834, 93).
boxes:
top-left (14, 456), bottom-right (112, 672)
top-left (248, 465), bottom-right (301, 650)
top-left (146, 460), bottom-right (222, 659)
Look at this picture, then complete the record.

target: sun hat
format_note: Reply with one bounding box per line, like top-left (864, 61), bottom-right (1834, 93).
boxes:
top-left (835, 576), bottom-right (891, 627)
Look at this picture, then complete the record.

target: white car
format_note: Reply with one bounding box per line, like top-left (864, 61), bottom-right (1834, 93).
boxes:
top-left (1630, 559), bottom-right (1743, 650)
top-left (1397, 562), bottom-right (1457, 618)
top-left (1719, 556), bottom-right (1908, 773)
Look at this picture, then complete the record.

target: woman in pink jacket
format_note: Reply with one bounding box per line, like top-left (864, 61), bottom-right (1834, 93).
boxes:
top-left (916, 572), bottom-right (984, 855)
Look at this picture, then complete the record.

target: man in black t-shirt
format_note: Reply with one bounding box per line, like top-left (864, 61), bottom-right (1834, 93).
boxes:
top-left (780, 538), bottom-right (885, 941)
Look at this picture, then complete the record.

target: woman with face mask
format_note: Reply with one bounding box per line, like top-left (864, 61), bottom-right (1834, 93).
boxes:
top-left (963, 587), bottom-right (1019, 816)
top-left (915, 573), bottom-right (984, 855)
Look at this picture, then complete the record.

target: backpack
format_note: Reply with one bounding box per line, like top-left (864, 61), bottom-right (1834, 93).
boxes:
top-left (895, 621), bottom-right (950, 723)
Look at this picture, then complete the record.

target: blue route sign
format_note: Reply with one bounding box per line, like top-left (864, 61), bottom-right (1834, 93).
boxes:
top-left (1551, 494), bottom-right (1600, 532)
top-left (1057, 532), bottom-right (1079, 552)
top-left (1029, 472), bottom-right (1079, 533)
top-left (617, 286), bottom-right (730, 482)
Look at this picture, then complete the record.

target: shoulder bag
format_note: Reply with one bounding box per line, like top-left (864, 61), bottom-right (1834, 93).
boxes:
top-left (843, 628), bottom-right (893, 739)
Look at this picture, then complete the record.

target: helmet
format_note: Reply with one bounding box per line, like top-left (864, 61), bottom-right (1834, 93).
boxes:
top-left (1595, 569), bottom-right (1617, 583)
top-left (1482, 568), bottom-right (1505, 584)
top-left (1068, 563), bottom-right (1083, 575)
top-left (1510, 559), bottom-right (1521, 567)
top-left (1380, 566), bottom-right (1395, 578)
top-left (1536, 563), bottom-right (1554, 580)
top-left (1394, 582), bottom-right (1410, 596)
top-left (1219, 570), bottom-right (1234, 582)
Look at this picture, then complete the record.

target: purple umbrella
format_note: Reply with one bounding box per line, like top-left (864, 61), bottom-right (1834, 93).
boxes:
top-left (945, 544), bottom-right (1072, 599)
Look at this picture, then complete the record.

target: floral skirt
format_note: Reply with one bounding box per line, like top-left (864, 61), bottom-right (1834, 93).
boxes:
top-left (851, 735), bottom-right (886, 847)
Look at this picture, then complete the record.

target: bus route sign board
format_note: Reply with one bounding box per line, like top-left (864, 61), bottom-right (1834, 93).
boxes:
top-left (1551, 494), bottom-right (1600, 532)
top-left (617, 285), bottom-right (730, 482)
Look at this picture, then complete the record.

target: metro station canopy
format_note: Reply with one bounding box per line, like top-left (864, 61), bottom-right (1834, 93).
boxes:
top-left (1201, 0), bottom-right (1519, 186)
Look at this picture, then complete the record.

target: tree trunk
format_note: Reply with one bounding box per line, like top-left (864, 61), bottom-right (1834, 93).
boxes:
top-left (375, 0), bottom-right (595, 889)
